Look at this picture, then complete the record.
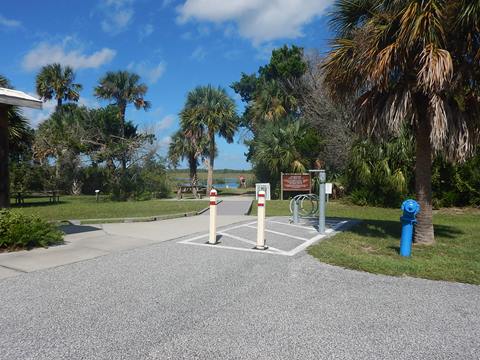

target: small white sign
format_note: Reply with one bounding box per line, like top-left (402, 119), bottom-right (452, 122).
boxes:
top-left (255, 183), bottom-right (271, 200)
top-left (325, 183), bottom-right (333, 195)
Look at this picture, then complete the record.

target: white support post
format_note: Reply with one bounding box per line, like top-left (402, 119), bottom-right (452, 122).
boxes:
top-left (256, 190), bottom-right (267, 250)
top-left (208, 189), bottom-right (218, 244)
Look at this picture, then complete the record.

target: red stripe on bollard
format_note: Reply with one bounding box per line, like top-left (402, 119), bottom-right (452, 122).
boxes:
top-left (210, 201), bottom-right (216, 205)
top-left (258, 193), bottom-right (265, 197)
top-left (258, 203), bottom-right (264, 207)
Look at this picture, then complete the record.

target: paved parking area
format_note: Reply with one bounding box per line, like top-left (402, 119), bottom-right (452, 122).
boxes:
top-left (179, 217), bottom-right (353, 256)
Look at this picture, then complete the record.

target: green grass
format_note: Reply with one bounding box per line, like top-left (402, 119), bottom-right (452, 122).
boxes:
top-left (11, 196), bottom-right (208, 222)
top-left (251, 200), bottom-right (480, 285)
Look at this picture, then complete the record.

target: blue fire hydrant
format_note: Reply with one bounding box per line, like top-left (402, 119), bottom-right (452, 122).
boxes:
top-left (400, 199), bottom-right (420, 257)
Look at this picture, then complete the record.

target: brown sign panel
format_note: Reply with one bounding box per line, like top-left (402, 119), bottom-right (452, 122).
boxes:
top-left (282, 173), bottom-right (311, 192)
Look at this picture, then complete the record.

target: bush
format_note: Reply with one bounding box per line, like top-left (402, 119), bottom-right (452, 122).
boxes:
top-left (0, 210), bottom-right (63, 250)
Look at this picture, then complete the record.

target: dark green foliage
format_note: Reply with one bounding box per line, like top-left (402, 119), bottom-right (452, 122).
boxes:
top-left (249, 118), bottom-right (323, 196)
top-left (259, 45), bottom-right (307, 82)
top-left (346, 135), bottom-right (480, 208)
top-left (0, 210), bottom-right (63, 250)
top-left (432, 153), bottom-right (480, 208)
top-left (345, 133), bottom-right (414, 207)
top-left (31, 103), bottom-right (161, 200)
top-left (231, 45), bottom-right (307, 130)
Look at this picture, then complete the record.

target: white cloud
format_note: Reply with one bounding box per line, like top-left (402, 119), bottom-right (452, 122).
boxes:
top-left (23, 98), bottom-right (56, 128)
top-left (177, 0), bottom-right (333, 44)
top-left (0, 14), bottom-right (21, 28)
top-left (190, 46), bottom-right (207, 61)
top-left (22, 41), bottom-right (116, 71)
top-left (100, 0), bottom-right (134, 34)
top-left (156, 115), bottom-right (175, 131)
top-left (128, 61), bottom-right (166, 84)
top-left (139, 23), bottom-right (154, 40)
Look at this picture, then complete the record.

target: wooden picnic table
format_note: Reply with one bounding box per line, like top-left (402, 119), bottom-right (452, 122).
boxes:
top-left (176, 184), bottom-right (207, 199)
top-left (13, 190), bottom-right (61, 204)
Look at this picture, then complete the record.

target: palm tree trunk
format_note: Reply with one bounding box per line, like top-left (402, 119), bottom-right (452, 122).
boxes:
top-left (57, 98), bottom-right (62, 109)
top-left (119, 103), bottom-right (128, 198)
top-left (189, 156), bottom-right (198, 198)
top-left (207, 131), bottom-right (215, 192)
top-left (414, 116), bottom-right (435, 244)
top-left (0, 105), bottom-right (10, 208)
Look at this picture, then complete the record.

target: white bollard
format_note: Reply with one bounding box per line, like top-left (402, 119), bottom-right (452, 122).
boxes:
top-left (256, 190), bottom-right (267, 250)
top-left (208, 189), bottom-right (218, 244)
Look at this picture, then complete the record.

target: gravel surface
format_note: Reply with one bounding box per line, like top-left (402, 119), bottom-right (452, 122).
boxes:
top-left (0, 236), bottom-right (479, 359)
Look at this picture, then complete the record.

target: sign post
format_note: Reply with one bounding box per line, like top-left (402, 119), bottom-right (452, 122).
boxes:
top-left (309, 169), bottom-right (326, 234)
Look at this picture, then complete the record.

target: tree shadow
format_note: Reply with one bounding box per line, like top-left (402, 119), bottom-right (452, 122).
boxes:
top-left (329, 217), bottom-right (463, 240)
top-left (11, 201), bottom-right (65, 208)
top-left (60, 225), bottom-right (102, 235)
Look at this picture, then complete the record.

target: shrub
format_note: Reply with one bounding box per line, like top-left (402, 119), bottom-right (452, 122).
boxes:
top-left (0, 210), bottom-right (63, 250)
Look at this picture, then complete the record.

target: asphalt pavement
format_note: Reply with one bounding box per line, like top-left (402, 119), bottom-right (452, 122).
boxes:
top-left (0, 217), bottom-right (478, 359)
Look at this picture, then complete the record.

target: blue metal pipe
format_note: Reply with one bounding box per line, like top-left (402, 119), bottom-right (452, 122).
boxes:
top-left (399, 199), bottom-right (420, 257)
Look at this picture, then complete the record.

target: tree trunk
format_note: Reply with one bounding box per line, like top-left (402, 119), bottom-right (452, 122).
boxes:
top-left (189, 156), bottom-right (198, 198)
top-left (207, 131), bottom-right (215, 192)
top-left (414, 115), bottom-right (435, 244)
top-left (57, 98), bottom-right (62, 110)
top-left (119, 103), bottom-right (127, 198)
top-left (0, 105), bottom-right (10, 208)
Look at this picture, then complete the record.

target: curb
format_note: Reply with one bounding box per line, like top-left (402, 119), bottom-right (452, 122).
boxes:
top-left (66, 204), bottom-right (222, 226)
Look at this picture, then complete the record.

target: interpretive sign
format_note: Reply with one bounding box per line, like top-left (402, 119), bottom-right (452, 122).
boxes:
top-left (281, 173), bottom-right (311, 192)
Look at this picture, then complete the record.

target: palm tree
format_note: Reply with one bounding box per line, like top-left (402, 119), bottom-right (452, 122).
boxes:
top-left (168, 129), bottom-right (208, 198)
top-left (253, 118), bottom-right (311, 175)
top-left (0, 75), bottom-right (32, 208)
top-left (180, 85), bottom-right (238, 191)
top-left (323, 0), bottom-right (480, 244)
top-left (94, 71), bottom-right (150, 139)
top-left (35, 63), bottom-right (82, 109)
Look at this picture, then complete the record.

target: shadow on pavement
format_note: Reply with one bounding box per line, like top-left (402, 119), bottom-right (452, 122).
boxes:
top-left (59, 225), bottom-right (101, 235)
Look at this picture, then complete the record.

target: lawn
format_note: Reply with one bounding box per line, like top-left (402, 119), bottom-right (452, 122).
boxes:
top-left (11, 196), bottom-right (208, 222)
top-left (251, 200), bottom-right (480, 285)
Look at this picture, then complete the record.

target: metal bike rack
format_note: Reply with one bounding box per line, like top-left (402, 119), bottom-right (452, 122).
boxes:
top-left (289, 194), bottom-right (319, 218)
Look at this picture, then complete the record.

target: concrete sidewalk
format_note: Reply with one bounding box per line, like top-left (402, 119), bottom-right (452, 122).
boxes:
top-left (0, 215), bottom-right (253, 278)
top-left (204, 195), bottom-right (253, 216)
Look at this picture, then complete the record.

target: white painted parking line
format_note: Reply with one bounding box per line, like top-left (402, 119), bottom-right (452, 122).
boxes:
top-left (178, 233), bottom-right (208, 244)
top-left (245, 225), bottom-right (310, 242)
top-left (179, 241), bottom-right (283, 255)
top-left (219, 232), bottom-right (284, 253)
top-left (267, 220), bottom-right (316, 231)
top-left (178, 218), bottom-right (353, 257)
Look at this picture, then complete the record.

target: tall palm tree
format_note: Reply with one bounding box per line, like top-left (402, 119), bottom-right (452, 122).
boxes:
top-left (0, 75), bottom-right (32, 208)
top-left (168, 129), bottom-right (208, 198)
top-left (180, 85), bottom-right (238, 191)
top-left (35, 63), bottom-right (82, 109)
top-left (323, 0), bottom-right (480, 244)
top-left (94, 71), bottom-right (150, 139)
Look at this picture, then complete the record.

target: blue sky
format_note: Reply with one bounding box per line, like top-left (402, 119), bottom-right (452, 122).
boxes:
top-left (1, 0), bottom-right (333, 170)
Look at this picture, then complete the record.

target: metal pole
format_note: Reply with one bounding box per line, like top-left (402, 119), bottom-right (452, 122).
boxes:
top-left (280, 172), bottom-right (283, 201)
top-left (318, 170), bottom-right (326, 234)
top-left (293, 198), bottom-right (299, 224)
